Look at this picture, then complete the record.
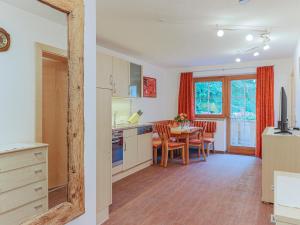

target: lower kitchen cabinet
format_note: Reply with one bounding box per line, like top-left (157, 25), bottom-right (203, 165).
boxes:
top-left (113, 127), bottom-right (153, 183)
top-left (123, 129), bottom-right (138, 170)
top-left (138, 133), bottom-right (153, 163)
top-left (123, 128), bottom-right (153, 171)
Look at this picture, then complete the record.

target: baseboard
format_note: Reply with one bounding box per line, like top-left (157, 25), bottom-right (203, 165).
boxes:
top-left (209, 150), bottom-right (226, 154)
top-left (112, 160), bottom-right (152, 183)
top-left (227, 149), bottom-right (255, 156)
top-left (97, 207), bottom-right (109, 225)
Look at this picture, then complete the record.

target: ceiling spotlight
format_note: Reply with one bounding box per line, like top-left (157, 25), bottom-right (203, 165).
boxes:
top-left (217, 30), bottom-right (224, 37)
top-left (236, 58), bottom-right (241, 63)
top-left (254, 52), bottom-right (260, 57)
top-left (246, 34), bottom-right (254, 41)
top-left (263, 44), bottom-right (270, 50)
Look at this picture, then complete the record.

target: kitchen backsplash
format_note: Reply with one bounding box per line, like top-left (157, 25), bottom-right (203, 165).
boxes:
top-left (112, 98), bottom-right (132, 125)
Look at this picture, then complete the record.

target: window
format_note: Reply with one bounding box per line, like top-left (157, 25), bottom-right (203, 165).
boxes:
top-left (194, 77), bottom-right (225, 118)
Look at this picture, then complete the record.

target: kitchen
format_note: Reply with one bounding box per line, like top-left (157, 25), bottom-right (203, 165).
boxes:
top-left (95, 47), bottom-right (175, 223)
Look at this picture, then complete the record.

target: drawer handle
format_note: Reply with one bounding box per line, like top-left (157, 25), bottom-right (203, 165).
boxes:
top-left (34, 204), bottom-right (43, 210)
top-left (34, 186), bottom-right (43, 192)
top-left (34, 169), bottom-right (43, 174)
top-left (34, 152), bottom-right (43, 157)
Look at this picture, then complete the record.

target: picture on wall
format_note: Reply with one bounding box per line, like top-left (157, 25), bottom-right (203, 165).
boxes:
top-left (143, 76), bottom-right (157, 98)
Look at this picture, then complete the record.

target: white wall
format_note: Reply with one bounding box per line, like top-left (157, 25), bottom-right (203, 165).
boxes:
top-left (176, 58), bottom-right (294, 151)
top-left (97, 46), bottom-right (179, 123)
top-left (294, 40), bottom-right (300, 127)
top-left (0, 1), bottom-right (67, 144)
top-left (131, 65), bottom-right (178, 123)
top-left (68, 0), bottom-right (97, 225)
top-left (198, 119), bottom-right (227, 151)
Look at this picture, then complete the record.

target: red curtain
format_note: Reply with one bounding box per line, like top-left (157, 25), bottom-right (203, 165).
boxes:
top-left (256, 66), bottom-right (275, 158)
top-left (178, 72), bottom-right (195, 120)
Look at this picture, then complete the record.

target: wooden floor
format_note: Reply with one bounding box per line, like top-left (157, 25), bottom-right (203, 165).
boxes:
top-left (48, 185), bottom-right (68, 209)
top-left (104, 154), bottom-right (273, 225)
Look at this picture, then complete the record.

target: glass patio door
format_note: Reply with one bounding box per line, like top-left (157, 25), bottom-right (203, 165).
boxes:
top-left (228, 76), bottom-right (256, 155)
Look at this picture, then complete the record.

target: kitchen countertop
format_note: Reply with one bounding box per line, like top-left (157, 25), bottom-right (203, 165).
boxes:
top-left (0, 143), bottom-right (48, 155)
top-left (112, 123), bottom-right (153, 131)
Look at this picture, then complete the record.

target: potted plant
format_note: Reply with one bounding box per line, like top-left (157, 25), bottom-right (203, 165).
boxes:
top-left (174, 113), bottom-right (189, 128)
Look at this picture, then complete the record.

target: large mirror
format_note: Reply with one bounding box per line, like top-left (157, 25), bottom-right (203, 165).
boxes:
top-left (0, 0), bottom-right (84, 224)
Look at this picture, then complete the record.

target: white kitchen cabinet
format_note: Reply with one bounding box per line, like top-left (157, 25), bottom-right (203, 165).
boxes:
top-left (113, 57), bottom-right (130, 97)
top-left (123, 129), bottom-right (138, 170)
top-left (138, 133), bottom-right (153, 163)
top-left (96, 88), bottom-right (112, 219)
top-left (96, 52), bottom-right (113, 89)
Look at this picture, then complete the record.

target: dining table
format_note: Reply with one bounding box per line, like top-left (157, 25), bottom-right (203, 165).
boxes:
top-left (170, 126), bottom-right (203, 165)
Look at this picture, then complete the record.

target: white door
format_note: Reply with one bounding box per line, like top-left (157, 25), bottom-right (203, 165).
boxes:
top-left (96, 88), bottom-right (112, 215)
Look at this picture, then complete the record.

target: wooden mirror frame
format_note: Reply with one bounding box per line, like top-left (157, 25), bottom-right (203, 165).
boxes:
top-left (23, 0), bottom-right (85, 224)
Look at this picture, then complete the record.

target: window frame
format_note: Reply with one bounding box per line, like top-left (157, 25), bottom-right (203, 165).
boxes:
top-left (193, 76), bottom-right (227, 119)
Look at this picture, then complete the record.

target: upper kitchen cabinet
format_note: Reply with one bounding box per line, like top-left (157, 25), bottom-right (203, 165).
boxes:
top-left (96, 52), bottom-right (113, 90)
top-left (129, 63), bottom-right (142, 97)
top-left (96, 53), bottom-right (142, 98)
top-left (113, 57), bottom-right (130, 97)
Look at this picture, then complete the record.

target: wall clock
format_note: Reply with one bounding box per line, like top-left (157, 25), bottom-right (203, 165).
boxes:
top-left (0, 28), bottom-right (10, 52)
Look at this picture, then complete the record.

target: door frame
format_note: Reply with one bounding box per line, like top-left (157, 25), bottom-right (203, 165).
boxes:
top-left (226, 74), bottom-right (257, 155)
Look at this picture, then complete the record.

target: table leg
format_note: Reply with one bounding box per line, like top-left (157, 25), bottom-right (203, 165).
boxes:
top-left (185, 136), bottom-right (189, 165)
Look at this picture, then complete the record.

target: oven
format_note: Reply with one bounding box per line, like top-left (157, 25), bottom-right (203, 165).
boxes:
top-left (112, 130), bottom-right (123, 167)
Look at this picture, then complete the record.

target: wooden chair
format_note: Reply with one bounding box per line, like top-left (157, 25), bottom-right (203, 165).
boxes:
top-left (203, 133), bottom-right (215, 155)
top-left (155, 124), bottom-right (185, 168)
top-left (192, 120), bottom-right (217, 156)
top-left (203, 122), bottom-right (216, 155)
top-left (189, 122), bottom-right (207, 161)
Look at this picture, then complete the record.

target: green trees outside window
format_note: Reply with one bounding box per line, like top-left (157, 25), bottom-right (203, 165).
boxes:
top-left (230, 79), bottom-right (256, 121)
top-left (195, 81), bottom-right (223, 115)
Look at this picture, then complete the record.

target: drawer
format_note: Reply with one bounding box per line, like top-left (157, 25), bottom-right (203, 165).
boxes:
top-left (0, 180), bottom-right (47, 214)
top-left (0, 163), bottom-right (47, 193)
top-left (0, 147), bottom-right (47, 173)
top-left (0, 198), bottom-right (48, 225)
top-left (123, 128), bottom-right (137, 138)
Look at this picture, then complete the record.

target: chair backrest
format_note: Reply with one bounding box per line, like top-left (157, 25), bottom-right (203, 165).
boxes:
top-left (193, 120), bottom-right (217, 133)
top-left (155, 123), bottom-right (172, 141)
top-left (153, 120), bottom-right (175, 126)
top-left (153, 120), bottom-right (176, 133)
top-left (191, 121), bottom-right (207, 138)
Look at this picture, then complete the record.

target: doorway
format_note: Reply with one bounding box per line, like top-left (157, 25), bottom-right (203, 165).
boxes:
top-left (227, 75), bottom-right (257, 155)
top-left (36, 43), bottom-right (69, 209)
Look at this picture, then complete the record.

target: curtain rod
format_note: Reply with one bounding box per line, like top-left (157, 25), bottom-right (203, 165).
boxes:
top-left (192, 66), bottom-right (258, 73)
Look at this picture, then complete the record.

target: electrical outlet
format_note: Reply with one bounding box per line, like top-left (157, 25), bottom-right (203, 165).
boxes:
top-left (271, 185), bottom-right (274, 191)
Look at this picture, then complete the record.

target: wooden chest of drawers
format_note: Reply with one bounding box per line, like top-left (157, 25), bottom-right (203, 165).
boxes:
top-left (0, 143), bottom-right (48, 225)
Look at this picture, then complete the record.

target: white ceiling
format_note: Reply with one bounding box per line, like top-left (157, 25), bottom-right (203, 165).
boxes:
top-left (1, 0), bottom-right (66, 25)
top-left (96, 0), bottom-right (300, 68)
